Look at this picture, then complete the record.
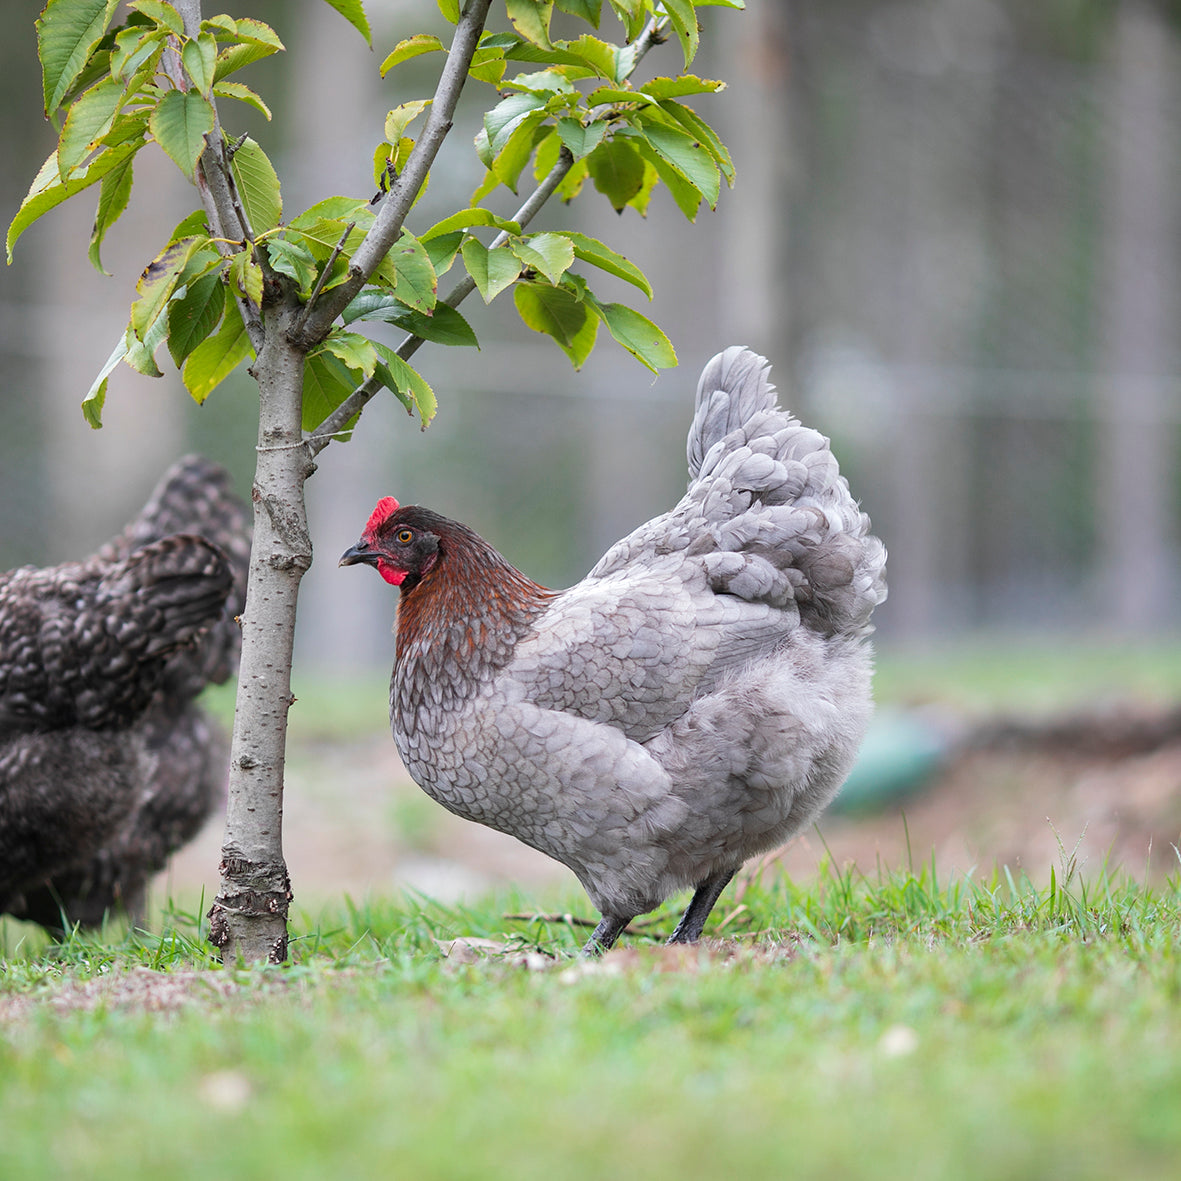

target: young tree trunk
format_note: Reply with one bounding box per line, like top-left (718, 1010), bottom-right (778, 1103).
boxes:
top-left (206, 300), bottom-right (313, 964)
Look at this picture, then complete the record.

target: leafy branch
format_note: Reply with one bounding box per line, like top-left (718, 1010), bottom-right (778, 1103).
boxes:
top-left (9, 0), bottom-right (741, 436)
top-left (308, 10), bottom-right (674, 454)
top-left (8, 0), bottom-right (742, 965)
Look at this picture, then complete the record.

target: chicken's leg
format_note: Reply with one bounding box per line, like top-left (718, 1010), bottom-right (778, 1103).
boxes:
top-left (667, 868), bottom-right (737, 944)
top-left (582, 913), bottom-right (633, 956)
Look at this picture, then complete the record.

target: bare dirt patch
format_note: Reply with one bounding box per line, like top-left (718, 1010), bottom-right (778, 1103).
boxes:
top-left (0, 967), bottom-right (241, 1023)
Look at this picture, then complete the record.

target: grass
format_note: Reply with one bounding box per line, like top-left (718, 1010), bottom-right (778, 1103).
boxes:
top-left (873, 633), bottom-right (1181, 714)
top-left (2, 861), bottom-right (1180, 1181)
top-left (5, 636), bottom-right (1181, 1177)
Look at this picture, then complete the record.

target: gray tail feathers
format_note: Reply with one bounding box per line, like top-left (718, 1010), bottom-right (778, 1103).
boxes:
top-left (687, 346), bottom-right (779, 481)
top-left (684, 347), bottom-right (888, 638)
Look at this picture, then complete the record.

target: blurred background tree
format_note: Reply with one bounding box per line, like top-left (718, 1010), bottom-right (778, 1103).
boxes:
top-left (2, 0), bottom-right (1179, 668)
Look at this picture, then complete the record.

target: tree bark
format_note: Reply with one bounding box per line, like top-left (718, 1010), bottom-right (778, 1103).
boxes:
top-left (177, 0), bottom-right (497, 961)
top-left (207, 301), bottom-right (311, 964)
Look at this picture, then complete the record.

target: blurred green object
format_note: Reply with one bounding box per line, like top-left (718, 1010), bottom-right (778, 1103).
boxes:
top-left (833, 709), bottom-right (951, 814)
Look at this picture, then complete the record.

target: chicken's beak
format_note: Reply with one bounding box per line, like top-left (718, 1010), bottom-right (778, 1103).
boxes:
top-left (339, 541), bottom-right (379, 569)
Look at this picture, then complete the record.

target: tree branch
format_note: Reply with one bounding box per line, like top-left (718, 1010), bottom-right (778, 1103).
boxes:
top-left (173, 0), bottom-right (265, 354)
top-left (304, 148), bottom-right (574, 454)
top-left (290, 0), bottom-right (495, 349)
top-left (305, 16), bottom-right (670, 455)
top-left (289, 220), bottom-right (355, 340)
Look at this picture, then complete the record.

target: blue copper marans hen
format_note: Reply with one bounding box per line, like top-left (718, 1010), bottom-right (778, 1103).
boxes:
top-left (341, 348), bottom-right (886, 952)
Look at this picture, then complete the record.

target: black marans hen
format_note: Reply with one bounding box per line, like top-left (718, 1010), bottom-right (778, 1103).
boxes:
top-left (0, 456), bottom-right (250, 931)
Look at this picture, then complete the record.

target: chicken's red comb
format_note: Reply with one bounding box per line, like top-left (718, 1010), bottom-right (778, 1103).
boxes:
top-left (364, 496), bottom-right (401, 534)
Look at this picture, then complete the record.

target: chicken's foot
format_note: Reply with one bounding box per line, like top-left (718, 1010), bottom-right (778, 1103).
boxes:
top-left (582, 913), bottom-right (633, 956)
top-left (667, 868), bottom-right (738, 944)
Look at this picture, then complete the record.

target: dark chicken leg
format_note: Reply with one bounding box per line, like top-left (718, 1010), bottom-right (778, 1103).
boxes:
top-left (582, 913), bottom-right (634, 956)
top-left (581, 867), bottom-right (738, 955)
top-left (667, 868), bottom-right (738, 944)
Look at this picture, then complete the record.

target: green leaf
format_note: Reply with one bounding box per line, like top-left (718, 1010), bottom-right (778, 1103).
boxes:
top-left (127, 1), bottom-right (183, 34)
top-left (585, 138), bottom-right (645, 212)
top-left (182, 291), bottom-right (252, 403)
top-left (321, 0), bottom-right (372, 46)
top-left (182, 32), bottom-right (218, 94)
top-left (231, 17), bottom-right (284, 49)
top-left (505, 0), bottom-right (553, 49)
top-left (469, 45), bottom-right (507, 85)
top-left (606, 0), bottom-right (647, 41)
top-left (591, 299), bottom-right (676, 372)
top-left (636, 120), bottom-right (720, 207)
top-left (168, 207), bottom-right (210, 243)
top-left (554, 33), bottom-right (617, 80)
top-left (213, 19), bottom-right (284, 82)
top-left (287, 219), bottom-right (360, 270)
top-left (149, 90), bottom-right (215, 180)
top-left (264, 236), bottom-right (318, 294)
top-left (303, 350), bottom-right (362, 433)
top-left (214, 43), bottom-right (277, 81)
top-left (556, 156), bottom-right (589, 202)
top-left (212, 80), bottom-right (273, 121)
top-left (656, 99), bottom-right (735, 184)
top-left (343, 293), bottom-right (480, 348)
top-left (555, 0), bottom-right (602, 26)
top-left (625, 157), bottom-right (659, 216)
top-left (81, 330), bottom-right (129, 428)
top-left (633, 139), bottom-right (700, 219)
top-left (381, 33), bottom-right (446, 75)
top-left (484, 91), bottom-right (547, 154)
top-left (422, 208), bottom-right (522, 240)
top-left (512, 232), bottom-right (574, 285)
top-left (556, 117), bottom-right (606, 160)
top-left (377, 231), bottom-right (437, 313)
top-left (57, 75), bottom-right (124, 178)
top-left (7, 143), bottom-right (136, 263)
top-left (37, 0), bottom-right (120, 118)
top-left (504, 68), bottom-right (576, 96)
top-left (228, 249), bottom-right (263, 306)
top-left (202, 13), bottom-right (237, 36)
top-left (373, 344), bottom-right (437, 426)
top-left (533, 125), bottom-right (562, 177)
top-left (101, 110), bottom-right (150, 150)
top-left (514, 281), bottom-right (597, 368)
top-left (492, 112), bottom-right (548, 193)
top-left (586, 85), bottom-right (654, 108)
top-left (661, 0), bottom-right (699, 67)
top-left (642, 74), bottom-right (725, 100)
top-left (423, 231), bottom-right (463, 276)
top-left (109, 24), bottom-right (160, 81)
top-left (289, 196), bottom-right (371, 227)
top-left (230, 136), bottom-right (282, 233)
top-left (124, 307), bottom-right (171, 376)
top-left (167, 270), bottom-right (225, 368)
top-left (562, 231), bottom-right (651, 297)
top-left (385, 100), bottom-right (432, 144)
top-left (88, 145), bottom-right (136, 274)
top-left (436, 0), bottom-right (460, 22)
top-left (314, 329), bottom-right (378, 379)
top-left (131, 236), bottom-right (204, 340)
top-left (461, 239), bottom-right (521, 303)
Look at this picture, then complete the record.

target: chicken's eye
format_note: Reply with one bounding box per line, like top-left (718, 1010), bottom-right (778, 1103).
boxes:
top-left (395, 528), bottom-right (414, 545)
